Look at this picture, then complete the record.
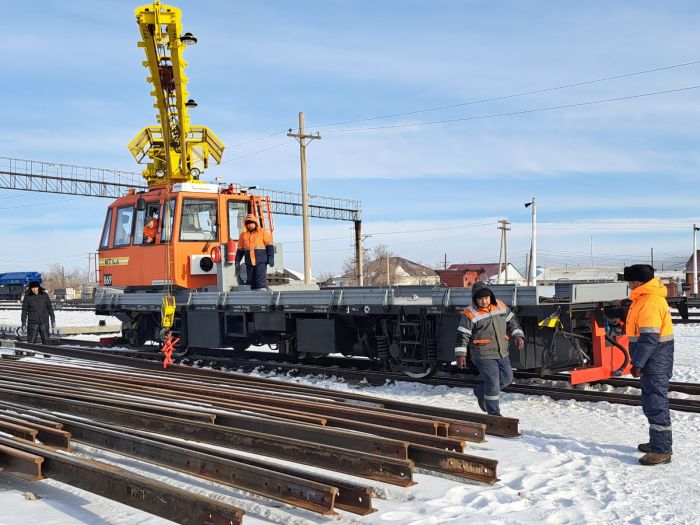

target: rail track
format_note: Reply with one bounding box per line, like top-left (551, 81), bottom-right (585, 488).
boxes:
top-left (4, 339), bottom-right (699, 414)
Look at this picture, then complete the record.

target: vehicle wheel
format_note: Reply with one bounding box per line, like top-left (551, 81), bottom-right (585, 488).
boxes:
top-left (402, 362), bottom-right (440, 379)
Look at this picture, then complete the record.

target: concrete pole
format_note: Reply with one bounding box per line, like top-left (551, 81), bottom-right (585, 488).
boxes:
top-left (530, 197), bottom-right (537, 286)
top-left (386, 255), bottom-right (391, 286)
top-left (354, 220), bottom-right (364, 286)
top-left (694, 224), bottom-right (698, 296)
top-left (504, 224), bottom-right (509, 285)
top-left (497, 221), bottom-right (504, 284)
top-left (298, 112), bottom-right (312, 284)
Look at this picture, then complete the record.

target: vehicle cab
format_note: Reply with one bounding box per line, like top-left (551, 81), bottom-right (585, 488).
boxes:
top-left (98, 183), bottom-right (273, 289)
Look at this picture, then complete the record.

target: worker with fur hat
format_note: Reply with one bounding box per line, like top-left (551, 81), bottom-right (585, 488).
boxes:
top-left (21, 281), bottom-right (55, 345)
top-left (455, 281), bottom-right (525, 416)
top-left (235, 214), bottom-right (274, 290)
top-left (623, 264), bottom-right (674, 466)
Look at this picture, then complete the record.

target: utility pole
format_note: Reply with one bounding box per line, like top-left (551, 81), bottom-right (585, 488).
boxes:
top-left (443, 253), bottom-right (448, 270)
top-left (354, 223), bottom-right (366, 286)
top-left (694, 224), bottom-right (699, 296)
top-left (386, 255), bottom-right (391, 286)
top-left (525, 197), bottom-right (536, 286)
top-left (650, 247), bottom-right (654, 268)
top-left (497, 220), bottom-right (511, 284)
top-left (287, 112), bottom-right (321, 284)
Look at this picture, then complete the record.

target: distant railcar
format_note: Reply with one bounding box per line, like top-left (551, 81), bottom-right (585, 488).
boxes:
top-left (0, 271), bottom-right (42, 300)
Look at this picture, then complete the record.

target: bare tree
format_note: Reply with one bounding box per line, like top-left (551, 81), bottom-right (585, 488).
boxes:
top-left (316, 271), bottom-right (336, 285)
top-left (344, 244), bottom-right (398, 286)
top-left (41, 264), bottom-right (91, 295)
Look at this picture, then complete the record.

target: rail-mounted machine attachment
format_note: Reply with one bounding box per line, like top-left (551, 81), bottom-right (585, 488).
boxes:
top-left (130, 2), bottom-right (224, 187)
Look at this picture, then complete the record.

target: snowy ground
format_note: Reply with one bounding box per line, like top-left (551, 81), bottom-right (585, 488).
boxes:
top-left (0, 311), bottom-right (698, 524)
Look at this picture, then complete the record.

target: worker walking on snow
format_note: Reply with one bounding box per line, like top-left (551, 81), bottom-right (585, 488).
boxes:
top-left (235, 214), bottom-right (274, 290)
top-left (455, 281), bottom-right (525, 416)
top-left (623, 264), bottom-right (674, 466)
top-left (21, 281), bottom-right (55, 345)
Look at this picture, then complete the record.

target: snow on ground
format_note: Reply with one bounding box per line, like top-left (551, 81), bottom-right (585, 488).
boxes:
top-left (0, 310), bottom-right (698, 524)
top-left (0, 309), bottom-right (120, 328)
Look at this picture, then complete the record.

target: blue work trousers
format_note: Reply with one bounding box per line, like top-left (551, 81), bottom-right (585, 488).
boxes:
top-left (641, 373), bottom-right (673, 453)
top-left (473, 355), bottom-right (513, 416)
top-left (246, 263), bottom-right (268, 290)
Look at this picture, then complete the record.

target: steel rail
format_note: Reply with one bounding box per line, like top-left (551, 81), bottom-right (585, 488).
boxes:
top-left (5, 341), bottom-right (514, 437)
top-left (0, 435), bottom-right (245, 525)
top-left (0, 380), bottom-right (412, 460)
top-left (0, 366), bottom-right (499, 484)
top-left (0, 402), bottom-right (376, 516)
top-left (0, 370), bottom-right (466, 453)
top-left (0, 362), bottom-right (474, 446)
top-left (22, 413), bottom-right (341, 516)
top-left (0, 388), bottom-right (416, 486)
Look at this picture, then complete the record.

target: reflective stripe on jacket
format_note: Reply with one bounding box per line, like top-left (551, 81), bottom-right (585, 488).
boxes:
top-left (455, 299), bottom-right (524, 359)
top-left (625, 277), bottom-right (674, 374)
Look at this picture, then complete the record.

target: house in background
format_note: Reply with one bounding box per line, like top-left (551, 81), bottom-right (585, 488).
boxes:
top-left (437, 263), bottom-right (526, 287)
top-left (320, 256), bottom-right (439, 287)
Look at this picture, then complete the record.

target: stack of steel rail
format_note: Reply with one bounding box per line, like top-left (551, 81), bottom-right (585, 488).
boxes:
top-left (0, 342), bottom-right (516, 523)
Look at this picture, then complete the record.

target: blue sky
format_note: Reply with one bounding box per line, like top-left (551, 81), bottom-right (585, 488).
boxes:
top-left (1, 0), bottom-right (699, 276)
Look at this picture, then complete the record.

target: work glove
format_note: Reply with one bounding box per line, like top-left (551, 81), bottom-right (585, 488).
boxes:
top-left (455, 356), bottom-right (467, 369)
top-left (631, 365), bottom-right (642, 378)
top-left (50, 320), bottom-right (56, 329)
top-left (21, 323), bottom-right (26, 332)
top-left (515, 336), bottom-right (525, 350)
top-left (268, 258), bottom-right (274, 268)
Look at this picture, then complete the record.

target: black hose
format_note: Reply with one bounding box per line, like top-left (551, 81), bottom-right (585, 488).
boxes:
top-left (606, 334), bottom-right (630, 376)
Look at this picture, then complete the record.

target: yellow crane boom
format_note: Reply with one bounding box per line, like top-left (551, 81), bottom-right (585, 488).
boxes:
top-left (130, 1), bottom-right (224, 186)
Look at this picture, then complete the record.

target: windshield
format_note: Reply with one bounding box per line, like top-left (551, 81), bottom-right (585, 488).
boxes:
top-left (179, 198), bottom-right (217, 241)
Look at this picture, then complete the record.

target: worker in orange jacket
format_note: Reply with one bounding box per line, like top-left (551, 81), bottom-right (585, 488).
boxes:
top-left (143, 215), bottom-right (159, 244)
top-left (235, 214), bottom-right (274, 290)
top-left (623, 264), bottom-right (674, 466)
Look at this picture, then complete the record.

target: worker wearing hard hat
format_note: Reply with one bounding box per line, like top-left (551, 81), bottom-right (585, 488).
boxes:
top-left (235, 214), bottom-right (274, 290)
top-left (455, 281), bottom-right (525, 416)
top-left (623, 264), bottom-right (674, 466)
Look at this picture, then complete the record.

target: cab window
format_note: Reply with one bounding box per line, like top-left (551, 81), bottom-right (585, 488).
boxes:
top-left (134, 202), bottom-right (161, 245)
top-left (113, 206), bottom-right (134, 247)
top-left (100, 208), bottom-right (113, 249)
top-left (227, 200), bottom-right (249, 240)
top-left (179, 199), bottom-right (217, 241)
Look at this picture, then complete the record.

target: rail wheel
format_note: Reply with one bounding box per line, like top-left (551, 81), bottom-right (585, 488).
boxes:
top-left (401, 362), bottom-right (441, 379)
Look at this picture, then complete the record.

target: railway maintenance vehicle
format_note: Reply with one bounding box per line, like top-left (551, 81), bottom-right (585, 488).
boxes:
top-left (94, 1), bottom-right (632, 384)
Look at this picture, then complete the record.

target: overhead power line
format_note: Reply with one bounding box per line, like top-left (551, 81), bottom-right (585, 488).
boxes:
top-left (313, 59), bottom-right (700, 128)
top-left (214, 58), bottom-right (700, 157)
top-left (215, 140), bottom-right (295, 165)
top-left (322, 84), bottom-right (700, 133)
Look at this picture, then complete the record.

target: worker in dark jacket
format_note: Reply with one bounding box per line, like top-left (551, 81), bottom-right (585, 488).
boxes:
top-left (21, 281), bottom-right (55, 345)
top-left (235, 214), bottom-right (274, 290)
top-left (623, 264), bottom-right (674, 466)
top-left (455, 282), bottom-right (525, 416)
